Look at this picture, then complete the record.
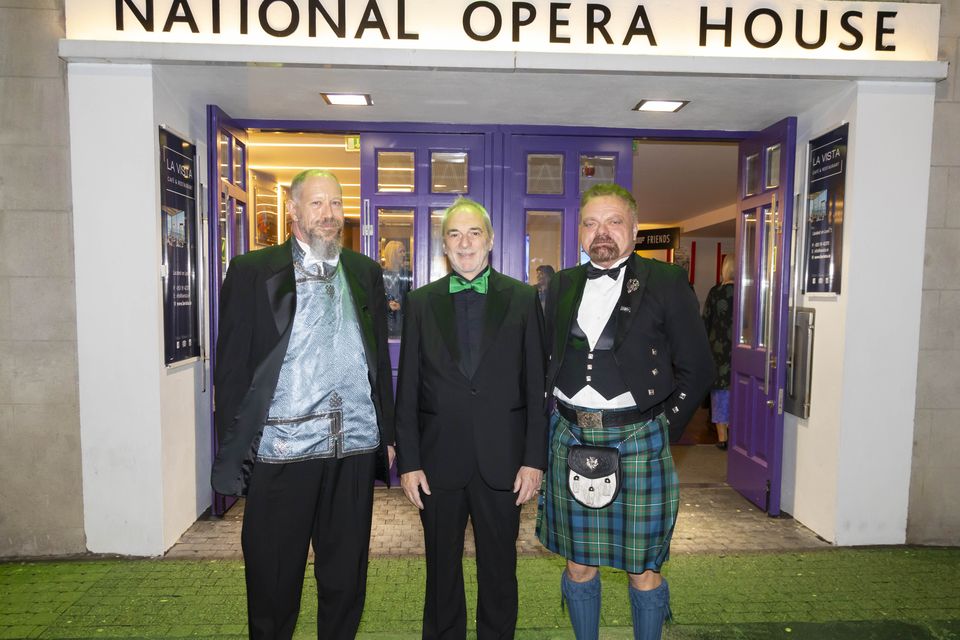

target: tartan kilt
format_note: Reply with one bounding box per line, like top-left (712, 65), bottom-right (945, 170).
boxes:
top-left (536, 409), bottom-right (680, 573)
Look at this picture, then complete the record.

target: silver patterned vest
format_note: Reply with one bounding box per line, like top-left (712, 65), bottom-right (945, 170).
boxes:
top-left (257, 243), bottom-right (380, 462)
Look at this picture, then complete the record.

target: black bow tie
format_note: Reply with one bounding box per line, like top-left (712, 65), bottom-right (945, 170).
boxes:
top-left (586, 263), bottom-right (626, 280)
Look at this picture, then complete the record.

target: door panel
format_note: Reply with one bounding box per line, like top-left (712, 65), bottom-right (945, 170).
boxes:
top-left (728, 118), bottom-right (797, 516)
top-left (506, 135), bottom-right (632, 281)
top-left (207, 106), bottom-right (249, 516)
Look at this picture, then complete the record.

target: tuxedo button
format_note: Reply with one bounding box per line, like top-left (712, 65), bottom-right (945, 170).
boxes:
top-left (471, 389), bottom-right (478, 396)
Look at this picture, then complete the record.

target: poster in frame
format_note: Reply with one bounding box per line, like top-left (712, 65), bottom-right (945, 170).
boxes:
top-left (159, 126), bottom-right (201, 366)
top-left (802, 123), bottom-right (848, 295)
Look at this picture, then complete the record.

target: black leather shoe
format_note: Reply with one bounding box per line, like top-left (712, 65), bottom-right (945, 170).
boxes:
top-left (716, 441), bottom-right (728, 451)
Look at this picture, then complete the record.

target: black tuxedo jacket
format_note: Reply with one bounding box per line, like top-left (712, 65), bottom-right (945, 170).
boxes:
top-left (394, 270), bottom-right (547, 491)
top-left (544, 254), bottom-right (714, 443)
top-left (210, 241), bottom-right (395, 497)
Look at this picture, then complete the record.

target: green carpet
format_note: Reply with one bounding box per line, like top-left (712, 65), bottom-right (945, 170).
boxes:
top-left (0, 548), bottom-right (957, 639)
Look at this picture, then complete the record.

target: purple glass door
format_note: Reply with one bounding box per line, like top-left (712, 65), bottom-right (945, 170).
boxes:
top-left (728, 118), bottom-right (797, 516)
top-left (505, 135), bottom-right (632, 282)
top-left (207, 105), bottom-right (249, 516)
top-left (360, 132), bottom-right (489, 483)
top-left (360, 133), bottom-right (488, 352)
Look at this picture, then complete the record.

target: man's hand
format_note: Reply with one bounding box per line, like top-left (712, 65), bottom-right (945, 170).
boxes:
top-left (387, 445), bottom-right (396, 470)
top-left (513, 466), bottom-right (543, 506)
top-left (400, 470), bottom-right (431, 510)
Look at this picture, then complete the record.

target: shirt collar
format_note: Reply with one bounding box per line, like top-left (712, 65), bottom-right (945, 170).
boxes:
top-left (587, 254), bottom-right (630, 272)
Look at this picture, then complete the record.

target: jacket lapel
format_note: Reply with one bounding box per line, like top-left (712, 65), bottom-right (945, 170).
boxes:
top-left (553, 266), bottom-right (587, 362)
top-left (340, 251), bottom-right (378, 383)
top-left (265, 239), bottom-right (296, 339)
top-left (473, 271), bottom-right (511, 376)
top-left (613, 254), bottom-right (651, 350)
top-left (428, 275), bottom-right (462, 373)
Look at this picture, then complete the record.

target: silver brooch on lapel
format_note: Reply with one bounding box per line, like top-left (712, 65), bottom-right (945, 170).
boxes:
top-left (626, 279), bottom-right (640, 293)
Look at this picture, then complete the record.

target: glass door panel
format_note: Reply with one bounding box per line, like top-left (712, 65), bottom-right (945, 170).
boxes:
top-left (527, 154), bottom-right (564, 195)
top-left (738, 209), bottom-right (758, 345)
top-left (377, 151), bottom-right (416, 193)
top-left (218, 197), bottom-right (229, 282)
top-left (525, 210), bottom-right (562, 291)
top-left (431, 151), bottom-right (469, 193)
top-left (378, 208), bottom-right (415, 339)
top-left (579, 154), bottom-right (617, 193)
top-left (758, 204), bottom-right (776, 348)
top-left (429, 208), bottom-right (450, 282)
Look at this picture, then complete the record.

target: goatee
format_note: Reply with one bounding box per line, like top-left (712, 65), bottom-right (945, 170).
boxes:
top-left (589, 236), bottom-right (619, 263)
top-left (308, 229), bottom-right (342, 261)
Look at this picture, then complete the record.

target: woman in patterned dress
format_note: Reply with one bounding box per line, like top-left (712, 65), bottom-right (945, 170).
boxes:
top-left (702, 256), bottom-right (735, 449)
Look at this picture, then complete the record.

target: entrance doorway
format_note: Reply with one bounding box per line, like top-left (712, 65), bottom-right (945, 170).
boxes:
top-left (207, 113), bottom-right (796, 517)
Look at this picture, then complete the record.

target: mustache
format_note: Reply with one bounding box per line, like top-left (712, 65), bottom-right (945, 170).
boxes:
top-left (590, 234), bottom-right (617, 247)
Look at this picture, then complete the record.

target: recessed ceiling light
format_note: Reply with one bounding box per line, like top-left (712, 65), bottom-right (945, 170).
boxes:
top-left (633, 100), bottom-right (688, 113)
top-left (320, 93), bottom-right (373, 106)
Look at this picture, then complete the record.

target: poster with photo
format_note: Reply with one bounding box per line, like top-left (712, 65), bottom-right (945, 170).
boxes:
top-left (804, 123), bottom-right (848, 294)
top-left (159, 127), bottom-right (201, 365)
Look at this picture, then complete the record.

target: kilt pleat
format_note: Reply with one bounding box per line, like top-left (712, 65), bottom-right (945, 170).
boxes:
top-left (536, 410), bottom-right (680, 574)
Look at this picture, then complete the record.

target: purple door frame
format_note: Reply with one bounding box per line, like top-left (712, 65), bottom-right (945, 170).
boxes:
top-left (728, 117), bottom-right (797, 516)
top-left (206, 105), bottom-right (250, 516)
top-left (204, 109), bottom-right (802, 513)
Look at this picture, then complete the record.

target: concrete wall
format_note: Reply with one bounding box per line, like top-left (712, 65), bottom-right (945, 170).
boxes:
top-left (0, 0), bottom-right (85, 556)
top-left (152, 68), bottom-right (214, 551)
top-left (909, 0), bottom-right (960, 545)
top-left (67, 64), bottom-right (213, 556)
top-left (782, 79), bottom-right (936, 546)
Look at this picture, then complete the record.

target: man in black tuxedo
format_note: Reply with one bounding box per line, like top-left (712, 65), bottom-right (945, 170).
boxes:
top-left (211, 170), bottom-right (395, 640)
top-left (395, 197), bottom-right (547, 640)
top-left (537, 183), bottom-right (713, 640)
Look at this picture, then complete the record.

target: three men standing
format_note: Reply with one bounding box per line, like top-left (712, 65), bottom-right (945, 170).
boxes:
top-left (211, 170), bottom-right (395, 639)
top-left (537, 184), bottom-right (714, 640)
top-left (395, 197), bottom-right (547, 640)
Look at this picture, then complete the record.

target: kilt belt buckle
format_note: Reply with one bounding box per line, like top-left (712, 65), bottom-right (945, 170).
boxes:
top-left (575, 409), bottom-right (603, 429)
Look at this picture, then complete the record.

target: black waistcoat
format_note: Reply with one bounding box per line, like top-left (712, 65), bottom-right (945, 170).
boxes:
top-left (555, 309), bottom-right (630, 401)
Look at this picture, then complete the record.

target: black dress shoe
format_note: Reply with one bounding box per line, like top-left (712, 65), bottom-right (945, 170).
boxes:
top-left (716, 441), bottom-right (728, 451)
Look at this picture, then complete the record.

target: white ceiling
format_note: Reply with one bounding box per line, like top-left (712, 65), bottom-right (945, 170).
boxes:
top-left (162, 64), bottom-right (851, 235)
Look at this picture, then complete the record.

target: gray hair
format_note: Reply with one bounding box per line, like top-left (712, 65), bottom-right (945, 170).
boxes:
top-left (441, 197), bottom-right (493, 237)
top-left (290, 169), bottom-right (341, 201)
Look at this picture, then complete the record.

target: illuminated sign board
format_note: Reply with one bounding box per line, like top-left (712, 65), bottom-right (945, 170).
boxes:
top-left (65, 1), bottom-right (939, 61)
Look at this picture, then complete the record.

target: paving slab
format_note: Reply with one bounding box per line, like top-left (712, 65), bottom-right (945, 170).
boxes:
top-left (166, 485), bottom-right (829, 560)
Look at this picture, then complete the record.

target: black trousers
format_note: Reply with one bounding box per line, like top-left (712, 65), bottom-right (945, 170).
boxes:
top-left (419, 472), bottom-right (522, 640)
top-left (241, 452), bottom-right (376, 640)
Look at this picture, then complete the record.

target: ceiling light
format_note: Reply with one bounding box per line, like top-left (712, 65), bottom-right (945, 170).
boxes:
top-left (633, 100), bottom-right (688, 113)
top-left (321, 93), bottom-right (373, 106)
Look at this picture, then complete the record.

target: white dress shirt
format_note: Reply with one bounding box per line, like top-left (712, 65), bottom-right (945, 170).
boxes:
top-left (554, 256), bottom-right (637, 410)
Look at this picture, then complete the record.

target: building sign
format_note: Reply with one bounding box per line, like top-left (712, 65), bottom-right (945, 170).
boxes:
top-left (803, 123), bottom-right (847, 294)
top-left (159, 127), bottom-right (201, 365)
top-left (635, 226), bottom-right (680, 250)
top-left (66, 1), bottom-right (939, 61)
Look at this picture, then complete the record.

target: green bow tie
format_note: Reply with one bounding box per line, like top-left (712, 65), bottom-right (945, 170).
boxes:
top-left (449, 269), bottom-right (490, 295)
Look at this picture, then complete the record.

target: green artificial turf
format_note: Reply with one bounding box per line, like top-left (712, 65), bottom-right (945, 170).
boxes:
top-left (0, 548), bottom-right (957, 639)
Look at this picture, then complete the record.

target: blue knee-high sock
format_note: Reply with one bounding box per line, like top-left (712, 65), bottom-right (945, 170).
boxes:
top-left (628, 579), bottom-right (671, 640)
top-left (561, 571), bottom-right (601, 640)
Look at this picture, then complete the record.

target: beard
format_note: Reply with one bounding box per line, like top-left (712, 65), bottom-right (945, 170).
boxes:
top-left (588, 234), bottom-right (620, 263)
top-left (303, 219), bottom-right (343, 261)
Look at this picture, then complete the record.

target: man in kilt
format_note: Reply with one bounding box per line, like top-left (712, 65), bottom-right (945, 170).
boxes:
top-left (536, 183), bottom-right (714, 640)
